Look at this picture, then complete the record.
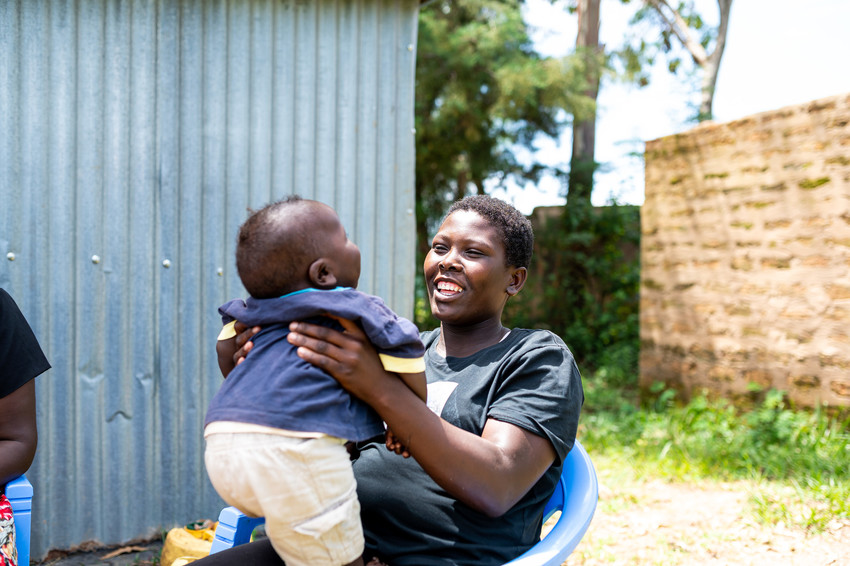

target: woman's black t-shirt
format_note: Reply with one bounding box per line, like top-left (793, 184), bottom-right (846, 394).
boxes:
top-left (0, 288), bottom-right (50, 398)
top-left (353, 328), bottom-right (584, 566)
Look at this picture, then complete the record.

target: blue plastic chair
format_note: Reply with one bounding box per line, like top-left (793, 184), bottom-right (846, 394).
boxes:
top-left (504, 440), bottom-right (597, 565)
top-left (6, 475), bottom-right (33, 566)
top-left (210, 440), bottom-right (597, 565)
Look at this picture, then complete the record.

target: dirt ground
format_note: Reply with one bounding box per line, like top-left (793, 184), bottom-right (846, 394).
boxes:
top-left (39, 474), bottom-right (850, 566)
top-left (566, 476), bottom-right (850, 566)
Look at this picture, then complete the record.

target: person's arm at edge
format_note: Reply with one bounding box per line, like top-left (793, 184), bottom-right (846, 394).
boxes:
top-left (0, 380), bottom-right (37, 486)
top-left (287, 319), bottom-right (556, 518)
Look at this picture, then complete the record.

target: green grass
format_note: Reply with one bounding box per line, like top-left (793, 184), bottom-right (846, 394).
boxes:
top-left (578, 373), bottom-right (850, 534)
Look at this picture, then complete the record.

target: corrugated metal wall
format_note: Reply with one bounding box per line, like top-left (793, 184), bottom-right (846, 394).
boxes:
top-left (0, 0), bottom-right (420, 557)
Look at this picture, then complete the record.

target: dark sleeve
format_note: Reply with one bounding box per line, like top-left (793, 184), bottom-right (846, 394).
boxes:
top-left (488, 333), bottom-right (584, 465)
top-left (0, 289), bottom-right (51, 398)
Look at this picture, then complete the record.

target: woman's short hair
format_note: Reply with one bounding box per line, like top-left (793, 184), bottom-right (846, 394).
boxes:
top-left (446, 195), bottom-right (533, 268)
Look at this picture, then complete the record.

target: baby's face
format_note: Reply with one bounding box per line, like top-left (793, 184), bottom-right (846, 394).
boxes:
top-left (320, 205), bottom-right (361, 289)
top-left (332, 225), bottom-right (361, 289)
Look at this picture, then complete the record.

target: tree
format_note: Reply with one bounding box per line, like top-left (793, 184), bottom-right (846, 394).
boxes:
top-left (624, 0), bottom-right (733, 121)
top-left (414, 0), bottom-right (595, 260)
top-left (561, 0), bottom-right (731, 205)
top-left (567, 0), bottom-right (603, 207)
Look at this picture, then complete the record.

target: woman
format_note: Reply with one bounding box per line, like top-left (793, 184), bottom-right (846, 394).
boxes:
top-left (205, 195), bottom-right (584, 565)
top-left (1, 289), bottom-right (50, 566)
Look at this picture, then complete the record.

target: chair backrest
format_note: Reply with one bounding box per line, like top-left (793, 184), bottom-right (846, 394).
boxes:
top-left (6, 475), bottom-right (33, 566)
top-left (210, 440), bottom-right (598, 565)
top-left (503, 439), bottom-right (598, 565)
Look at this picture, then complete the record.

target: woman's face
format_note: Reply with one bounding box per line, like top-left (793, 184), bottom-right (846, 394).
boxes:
top-left (424, 209), bottom-right (521, 326)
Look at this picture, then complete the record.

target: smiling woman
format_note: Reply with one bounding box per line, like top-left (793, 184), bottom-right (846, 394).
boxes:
top-left (197, 195), bottom-right (585, 566)
top-left (425, 198), bottom-right (530, 356)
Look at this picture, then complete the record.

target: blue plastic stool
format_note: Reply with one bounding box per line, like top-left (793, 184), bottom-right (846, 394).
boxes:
top-left (209, 507), bottom-right (266, 554)
top-left (210, 440), bottom-right (598, 565)
top-left (7, 475), bottom-right (33, 566)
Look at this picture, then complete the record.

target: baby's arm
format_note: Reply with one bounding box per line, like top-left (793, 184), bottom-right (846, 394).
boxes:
top-left (216, 320), bottom-right (260, 378)
top-left (216, 333), bottom-right (238, 377)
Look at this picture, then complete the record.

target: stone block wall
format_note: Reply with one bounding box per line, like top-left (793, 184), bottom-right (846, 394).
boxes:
top-left (640, 94), bottom-right (850, 408)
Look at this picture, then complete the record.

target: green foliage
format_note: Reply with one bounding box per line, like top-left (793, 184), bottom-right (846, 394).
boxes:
top-left (502, 200), bottom-right (641, 378)
top-left (414, 0), bottom-right (596, 257)
top-left (413, 271), bottom-right (441, 331)
top-left (621, 1), bottom-right (716, 67)
top-left (580, 379), bottom-right (850, 532)
top-left (609, 0), bottom-right (726, 122)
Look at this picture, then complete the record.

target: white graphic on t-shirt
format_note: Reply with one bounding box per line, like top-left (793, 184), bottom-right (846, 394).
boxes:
top-left (426, 381), bottom-right (458, 417)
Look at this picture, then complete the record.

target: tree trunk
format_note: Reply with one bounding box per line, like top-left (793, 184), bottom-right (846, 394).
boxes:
top-left (699, 0), bottom-right (733, 120)
top-left (647, 0), bottom-right (733, 121)
top-left (454, 169), bottom-right (468, 202)
top-left (568, 0), bottom-right (601, 207)
top-left (699, 58), bottom-right (718, 121)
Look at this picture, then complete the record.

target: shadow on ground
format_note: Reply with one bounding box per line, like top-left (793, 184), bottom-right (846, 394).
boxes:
top-left (37, 539), bottom-right (165, 566)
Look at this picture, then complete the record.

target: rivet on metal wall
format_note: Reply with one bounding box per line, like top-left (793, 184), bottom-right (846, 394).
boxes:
top-left (91, 255), bottom-right (101, 264)
top-left (6, 252), bottom-right (15, 261)
top-left (162, 259), bottom-right (172, 268)
top-left (216, 268), bottom-right (224, 277)
top-left (411, 128), bottom-right (416, 134)
top-left (407, 44), bottom-right (414, 52)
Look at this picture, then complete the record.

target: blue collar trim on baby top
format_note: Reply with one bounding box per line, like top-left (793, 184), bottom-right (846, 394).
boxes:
top-left (217, 288), bottom-right (356, 342)
top-left (281, 287), bottom-right (353, 298)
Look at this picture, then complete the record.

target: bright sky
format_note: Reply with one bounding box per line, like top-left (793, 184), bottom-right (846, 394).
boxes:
top-left (491, 0), bottom-right (850, 213)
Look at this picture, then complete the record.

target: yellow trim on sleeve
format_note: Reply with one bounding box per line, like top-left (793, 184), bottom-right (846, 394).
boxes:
top-left (379, 354), bottom-right (426, 374)
top-left (218, 320), bottom-right (237, 341)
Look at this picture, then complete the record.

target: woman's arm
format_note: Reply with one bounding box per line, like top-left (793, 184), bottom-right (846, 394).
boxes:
top-left (287, 320), bottom-right (556, 517)
top-left (0, 380), bottom-right (37, 486)
top-left (397, 371), bottom-right (426, 402)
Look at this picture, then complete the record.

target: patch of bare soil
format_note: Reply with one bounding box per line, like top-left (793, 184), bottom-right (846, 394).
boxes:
top-left (566, 478), bottom-right (850, 566)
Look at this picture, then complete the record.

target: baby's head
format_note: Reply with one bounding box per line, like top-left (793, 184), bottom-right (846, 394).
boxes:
top-left (235, 196), bottom-right (361, 299)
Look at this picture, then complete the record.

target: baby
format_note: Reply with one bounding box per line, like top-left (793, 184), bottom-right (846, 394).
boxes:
top-left (204, 196), bottom-right (425, 566)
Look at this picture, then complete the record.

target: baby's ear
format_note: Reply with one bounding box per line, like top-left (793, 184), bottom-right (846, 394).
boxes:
top-left (308, 258), bottom-right (338, 288)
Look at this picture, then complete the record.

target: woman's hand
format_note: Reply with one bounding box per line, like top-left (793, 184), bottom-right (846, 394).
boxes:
top-left (216, 322), bottom-right (260, 378)
top-left (287, 318), bottom-right (555, 517)
top-left (288, 320), bottom-right (416, 461)
top-left (286, 318), bottom-right (394, 403)
top-left (385, 428), bottom-right (412, 458)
